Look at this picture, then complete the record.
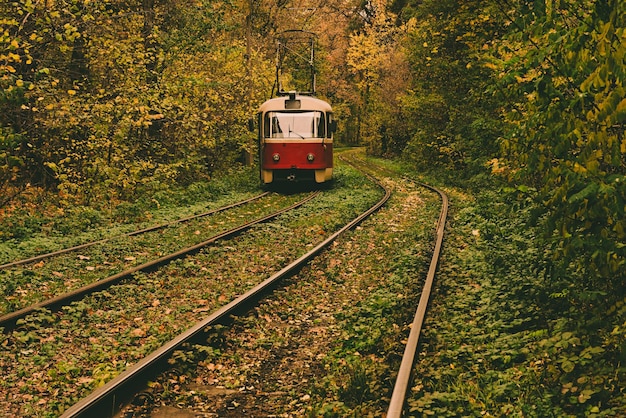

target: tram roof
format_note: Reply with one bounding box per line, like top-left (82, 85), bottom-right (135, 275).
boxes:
top-left (258, 93), bottom-right (332, 113)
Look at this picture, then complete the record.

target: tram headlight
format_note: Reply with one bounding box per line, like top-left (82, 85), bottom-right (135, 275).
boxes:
top-left (307, 153), bottom-right (315, 162)
top-left (272, 153), bottom-right (280, 162)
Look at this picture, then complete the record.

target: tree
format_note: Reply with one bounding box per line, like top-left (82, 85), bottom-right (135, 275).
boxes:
top-left (343, 0), bottom-right (411, 151)
top-left (0, 0), bottom-right (275, 206)
top-left (491, 0), bottom-right (626, 290)
top-left (397, 0), bottom-right (505, 174)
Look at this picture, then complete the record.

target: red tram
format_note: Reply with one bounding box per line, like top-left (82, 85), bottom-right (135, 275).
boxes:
top-left (256, 91), bottom-right (335, 185)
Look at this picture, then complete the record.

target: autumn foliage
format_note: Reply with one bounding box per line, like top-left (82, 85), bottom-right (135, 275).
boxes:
top-left (394, 0), bottom-right (625, 293)
top-left (2, 0), bottom-right (626, 414)
top-left (1, 0), bottom-right (273, 205)
top-left (2, 0), bottom-right (624, 290)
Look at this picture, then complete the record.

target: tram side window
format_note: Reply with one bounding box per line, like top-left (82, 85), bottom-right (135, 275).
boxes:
top-left (315, 113), bottom-right (326, 138)
top-left (326, 112), bottom-right (334, 138)
top-left (263, 114), bottom-right (279, 138)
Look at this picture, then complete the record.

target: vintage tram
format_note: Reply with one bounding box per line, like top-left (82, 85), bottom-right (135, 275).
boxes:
top-left (255, 91), bottom-right (335, 185)
top-left (251, 30), bottom-right (335, 186)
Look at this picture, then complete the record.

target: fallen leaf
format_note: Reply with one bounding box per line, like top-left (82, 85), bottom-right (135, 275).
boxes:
top-left (131, 328), bottom-right (146, 337)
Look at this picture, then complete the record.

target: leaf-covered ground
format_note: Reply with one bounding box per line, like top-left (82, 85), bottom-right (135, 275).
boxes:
top-left (0, 192), bottom-right (311, 315)
top-left (145, 159), bottom-right (626, 417)
top-left (140, 170), bottom-right (443, 416)
top-left (0, 162), bottom-right (384, 416)
top-left (4, 154), bottom-right (624, 417)
top-left (407, 187), bottom-right (626, 417)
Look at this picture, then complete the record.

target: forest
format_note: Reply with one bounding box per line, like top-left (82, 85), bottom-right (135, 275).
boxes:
top-left (1, 0), bottom-right (625, 414)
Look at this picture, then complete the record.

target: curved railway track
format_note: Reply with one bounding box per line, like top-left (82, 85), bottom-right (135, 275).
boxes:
top-left (338, 154), bottom-right (449, 417)
top-left (65, 154), bottom-right (447, 418)
top-left (1, 154), bottom-right (447, 417)
top-left (382, 169), bottom-right (448, 418)
top-left (60, 161), bottom-right (392, 418)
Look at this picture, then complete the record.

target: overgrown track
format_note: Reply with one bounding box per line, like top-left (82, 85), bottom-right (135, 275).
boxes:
top-left (60, 167), bottom-right (391, 418)
top-left (0, 192), bottom-right (270, 270)
top-left (387, 174), bottom-right (448, 418)
top-left (340, 154), bottom-right (449, 417)
top-left (0, 192), bottom-right (313, 332)
top-left (2, 156), bottom-right (446, 416)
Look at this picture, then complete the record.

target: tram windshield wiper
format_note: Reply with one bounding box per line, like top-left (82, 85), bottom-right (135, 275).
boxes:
top-left (289, 126), bottom-right (305, 139)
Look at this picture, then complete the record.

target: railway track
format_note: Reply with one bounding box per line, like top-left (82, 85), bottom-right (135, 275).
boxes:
top-left (0, 192), bottom-right (317, 331)
top-left (339, 155), bottom-right (449, 417)
top-left (0, 192), bottom-right (270, 270)
top-left (0, 162), bottom-right (384, 417)
top-left (0, 192), bottom-right (317, 317)
top-left (1, 154), bottom-right (448, 417)
top-left (59, 166), bottom-right (391, 418)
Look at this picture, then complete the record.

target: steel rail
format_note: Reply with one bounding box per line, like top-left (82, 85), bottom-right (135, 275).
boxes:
top-left (0, 192), bottom-right (270, 270)
top-left (339, 152), bottom-right (449, 416)
top-left (61, 174), bottom-right (392, 418)
top-left (386, 179), bottom-right (449, 418)
top-left (0, 192), bottom-right (313, 332)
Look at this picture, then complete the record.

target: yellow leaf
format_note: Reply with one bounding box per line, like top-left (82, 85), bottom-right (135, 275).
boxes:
top-left (573, 162), bottom-right (587, 173)
top-left (67, 89), bottom-right (76, 95)
top-left (614, 98), bottom-right (626, 124)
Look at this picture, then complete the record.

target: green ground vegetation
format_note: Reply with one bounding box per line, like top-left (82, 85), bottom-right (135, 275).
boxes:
top-left (406, 179), bottom-right (626, 417)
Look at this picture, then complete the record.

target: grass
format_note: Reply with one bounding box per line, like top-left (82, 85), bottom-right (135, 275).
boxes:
top-left (0, 159), bottom-right (384, 416)
top-left (4, 153), bottom-right (625, 416)
top-left (0, 191), bottom-right (313, 315)
top-left (405, 184), bottom-right (626, 417)
top-left (0, 166), bottom-right (261, 264)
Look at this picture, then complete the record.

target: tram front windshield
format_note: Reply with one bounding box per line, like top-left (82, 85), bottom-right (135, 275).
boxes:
top-left (264, 111), bottom-right (326, 139)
